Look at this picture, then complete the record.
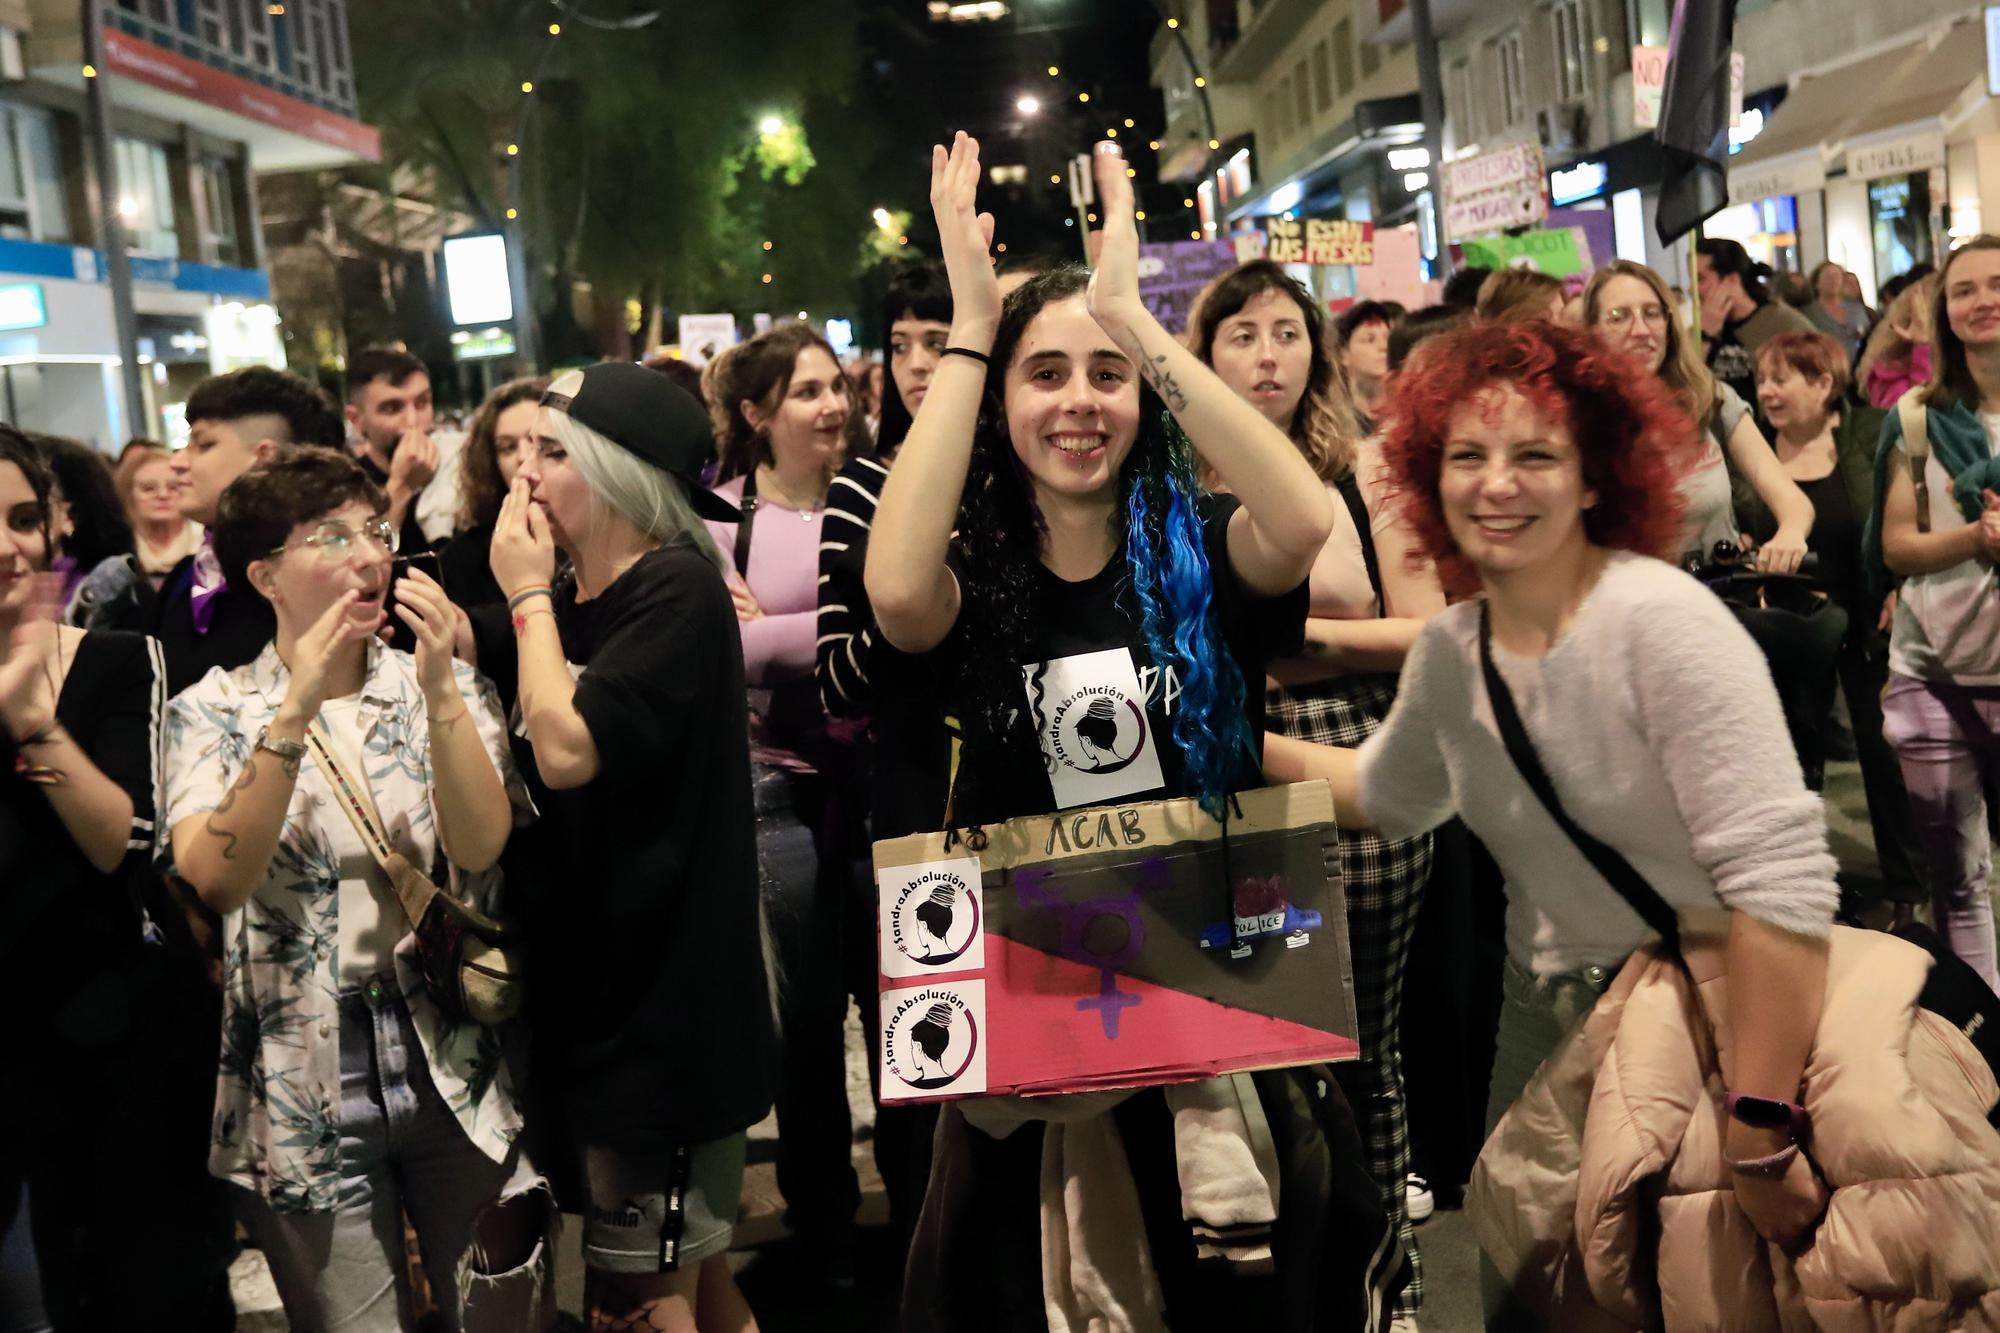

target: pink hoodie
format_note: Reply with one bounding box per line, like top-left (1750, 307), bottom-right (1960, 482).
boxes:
top-left (1864, 342), bottom-right (1932, 408)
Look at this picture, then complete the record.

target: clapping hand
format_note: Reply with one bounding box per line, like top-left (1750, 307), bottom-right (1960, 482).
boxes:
top-left (930, 132), bottom-right (1001, 337)
top-left (1086, 140), bottom-right (1144, 338)
top-left (0, 573), bottom-right (62, 741)
top-left (278, 590), bottom-right (383, 725)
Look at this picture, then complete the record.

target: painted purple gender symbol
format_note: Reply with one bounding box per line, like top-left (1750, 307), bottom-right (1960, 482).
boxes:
top-left (1014, 857), bottom-right (1169, 1040)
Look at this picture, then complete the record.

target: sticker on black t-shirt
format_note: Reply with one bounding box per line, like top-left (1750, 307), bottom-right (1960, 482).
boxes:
top-left (1027, 647), bottom-right (1166, 809)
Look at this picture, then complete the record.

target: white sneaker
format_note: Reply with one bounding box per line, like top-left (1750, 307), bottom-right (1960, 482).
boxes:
top-left (1405, 1173), bottom-right (1435, 1224)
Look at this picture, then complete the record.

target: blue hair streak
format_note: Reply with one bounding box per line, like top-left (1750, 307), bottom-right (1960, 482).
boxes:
top-left (1122, 411), bottom-right (1259, 818)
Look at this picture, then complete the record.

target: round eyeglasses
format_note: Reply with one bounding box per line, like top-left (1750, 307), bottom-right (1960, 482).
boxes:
top-left (266, 516), bottom-right (399, 561)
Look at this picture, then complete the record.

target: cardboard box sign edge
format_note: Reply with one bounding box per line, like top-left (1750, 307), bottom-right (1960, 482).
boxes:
top-left (871, 779), bottom-right (1336, 875)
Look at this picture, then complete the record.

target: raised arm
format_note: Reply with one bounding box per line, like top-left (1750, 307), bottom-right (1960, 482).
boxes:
top-left (491, 478), bottom-right (600, 789)
top-left (0, 601), bottom-right (142, 875)
top-left (1084, 144), bottom-right (1333, 595)
top-left (866, 133), bottom-right (999, 653)
top-left (395, 568), bottom-right (509, 871)
top-left (173, 593), bottom-right (376, 913)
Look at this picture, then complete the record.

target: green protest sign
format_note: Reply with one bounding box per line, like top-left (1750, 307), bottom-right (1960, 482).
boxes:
top-left (1460, 228), bottom-right (1588, 277)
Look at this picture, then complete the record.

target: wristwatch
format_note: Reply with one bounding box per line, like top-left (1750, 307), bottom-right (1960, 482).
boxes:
top-left (253, 726), bottom-right (308, 764)
top-left (1726, 1091), bottom-right (1811, 1143)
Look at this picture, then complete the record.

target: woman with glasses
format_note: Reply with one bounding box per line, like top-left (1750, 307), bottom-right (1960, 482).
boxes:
top-left (1584, 260), bottom-right (1815, 573)
top-left (159, 449), bottom-right (548, 1332)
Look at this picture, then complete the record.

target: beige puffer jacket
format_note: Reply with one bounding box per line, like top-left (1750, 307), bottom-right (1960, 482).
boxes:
top-left (1472, 926), bottom-right (2000, 1329)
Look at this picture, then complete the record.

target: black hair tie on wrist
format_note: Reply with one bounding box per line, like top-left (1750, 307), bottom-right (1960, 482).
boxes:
top-left (942, 347), bottom-right (991, 366)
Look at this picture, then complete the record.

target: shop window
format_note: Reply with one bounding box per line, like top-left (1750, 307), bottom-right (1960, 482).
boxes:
top-left (1494, 30), bottom-right (1527, 128)
top-left (1551, 0), bottom-right (1588, 101)
top-left (1261, 90), bottom-right (1278, 144)
top-left (1870, 175), bottom-right (1933, 288)
top-left (1276, 77), bottom-right (1293, 142)
top-left (113, 136), bottom-right (178, 257)
top-left (1361, 35), bottom-right (1382, 78)
top-left (1293, 60), bottom-right (1311, 129)
top-left (1313, 40), bottom-right (1332, 113)
top-left (199, 156), bottom-right (243, 267)
top-left (195, 0), bottom-right (228, 49)
top-left (1333, 19), bottom-right (1356, 97)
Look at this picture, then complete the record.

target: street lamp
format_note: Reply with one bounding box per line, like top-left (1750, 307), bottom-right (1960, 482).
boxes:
top-left (872, 207), bottom-right (893, 230)
top-left (1016, 95), bottom-right (1040, 114)
top-left (759, 114), bottom-right (785, 135)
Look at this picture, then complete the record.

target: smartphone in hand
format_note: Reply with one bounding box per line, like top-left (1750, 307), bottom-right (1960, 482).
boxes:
top-left (385, 550), bottom-right (444, 652)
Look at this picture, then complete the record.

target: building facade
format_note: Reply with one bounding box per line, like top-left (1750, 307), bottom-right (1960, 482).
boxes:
top-left (1152, 0), bottom-right (1425, 300)
top-left (0, 0), bottom-right (377, 448)
top-left (1398, 0), bottom-right (2000, 302)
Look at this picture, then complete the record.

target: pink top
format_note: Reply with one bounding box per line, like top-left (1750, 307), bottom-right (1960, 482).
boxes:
top-left (705, 473), bottom-right (825, 772)
top-left (1865, 344), bottom-right (1932, 409)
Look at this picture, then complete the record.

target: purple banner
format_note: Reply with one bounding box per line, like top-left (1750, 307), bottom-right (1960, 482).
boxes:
top-left (1138, 239), bottom-right (1241, 335)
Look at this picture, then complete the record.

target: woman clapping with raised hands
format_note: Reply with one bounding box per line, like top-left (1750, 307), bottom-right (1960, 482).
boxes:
top-left (869, 136), bottom-right (1419, 1332)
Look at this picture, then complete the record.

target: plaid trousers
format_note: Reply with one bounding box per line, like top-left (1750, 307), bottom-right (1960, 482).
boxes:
top-left (1271, 672), bottom-right (1433, 1315)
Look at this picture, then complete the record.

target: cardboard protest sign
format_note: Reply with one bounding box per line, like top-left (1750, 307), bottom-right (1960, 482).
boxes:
top-left (1356, 224), bottom-right (1427, 309)
top-left (1443, 142), bottom-right (1547, 240)
top-left (1137, 239), bottom-right (1240, 334)
top-left (1232, 217), bottom-right (1375, 267)
top-left (873, 782), bottom-right (1358, 1104)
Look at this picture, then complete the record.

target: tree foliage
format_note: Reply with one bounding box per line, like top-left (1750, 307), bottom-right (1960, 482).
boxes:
top-left (347, 0), bottom-right (925, 355)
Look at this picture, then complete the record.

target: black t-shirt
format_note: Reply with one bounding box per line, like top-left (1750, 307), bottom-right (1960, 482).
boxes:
top-left (876, 493), bottom-right (1306, 830)
top-left (511, 539), bottom-right (775, 1152)
top-left (0, 631), bottom-right (158, 1027)
top-left (1707, 314), bottom-right (1759, 414)
top-left (109, 555), bottom-right (274, 699)
top-left (439, 521), bottom-right (505, 612)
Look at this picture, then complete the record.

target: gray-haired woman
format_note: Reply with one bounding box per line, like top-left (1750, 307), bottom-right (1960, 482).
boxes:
top-left (486, 362), bottom-right (776, 1331)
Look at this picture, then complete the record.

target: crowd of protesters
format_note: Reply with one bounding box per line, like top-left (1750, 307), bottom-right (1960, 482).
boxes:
top-left (4, 131), bottom-right (1999, 1333)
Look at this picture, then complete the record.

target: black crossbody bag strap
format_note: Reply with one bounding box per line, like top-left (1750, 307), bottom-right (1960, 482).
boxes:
top-left (1478, 605), bottom-right (1684, 961)
top-left (1335, 472), bottom-right (1385, 616)
top-left (733, 469), bottom-right (758, 574)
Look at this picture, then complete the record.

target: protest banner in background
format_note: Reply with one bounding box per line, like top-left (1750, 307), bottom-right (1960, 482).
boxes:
top-left (1460, 227), bottom-right (1591, 278)
top-left (677, 313), bottom-right (738, 366)
top-left (1137, 239), bottom-right (1240, 333)
top-left (1229, 217), bottom-right (1376, 266)
top-left (1443, 142), bottom-right (1548, 240)
top-left (872, 782), bottom-right (1359, 1103)
top-left (1356, 223), bottom-right (1428, 309)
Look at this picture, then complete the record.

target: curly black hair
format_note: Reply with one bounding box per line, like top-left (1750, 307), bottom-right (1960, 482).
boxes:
top-left (947, 267), bottom-right (1256, 832)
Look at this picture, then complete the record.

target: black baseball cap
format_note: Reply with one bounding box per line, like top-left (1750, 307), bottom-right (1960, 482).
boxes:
top-left (542, 361), bottom-right (739, 523)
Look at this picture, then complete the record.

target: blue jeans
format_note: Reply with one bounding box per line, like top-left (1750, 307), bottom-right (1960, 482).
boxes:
top-left (236, 978), bottom-right (549, 1333)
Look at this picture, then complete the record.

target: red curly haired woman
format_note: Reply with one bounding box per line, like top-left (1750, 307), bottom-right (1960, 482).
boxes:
top-left (1270, 321), bottom-right (1841, 1318)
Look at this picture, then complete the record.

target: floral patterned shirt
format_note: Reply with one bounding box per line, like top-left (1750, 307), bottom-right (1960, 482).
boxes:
top-left (159, 640), bottom-right (534, 1213)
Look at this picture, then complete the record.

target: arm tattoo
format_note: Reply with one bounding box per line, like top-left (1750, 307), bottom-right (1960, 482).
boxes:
top-left (1142, 352), bottom-right (1190, 414)
top-left (278, 750), bottom-right (301, 780)
top-left (203, 754), bottom-right (257, 861)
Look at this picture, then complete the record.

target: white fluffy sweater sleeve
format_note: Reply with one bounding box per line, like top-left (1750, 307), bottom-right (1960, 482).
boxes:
top-left (1357, 555), bottom-right (1839, 975)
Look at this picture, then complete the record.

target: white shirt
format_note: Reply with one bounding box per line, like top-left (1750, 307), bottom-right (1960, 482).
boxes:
top-left (1888, 412), bottom-right (2000, 684)
top-left (317, 694), bottom-right (405, 982)
top-left (1356, 553), bottom-right (1838, 977)
top-left (414, 430), bottom-right (467, 546)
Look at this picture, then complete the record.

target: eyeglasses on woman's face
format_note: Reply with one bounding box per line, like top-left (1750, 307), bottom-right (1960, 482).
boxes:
top-left (266, 515), bottom-right (398, 562)
top-left (1597, 303), bottom-right (1670, 330)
